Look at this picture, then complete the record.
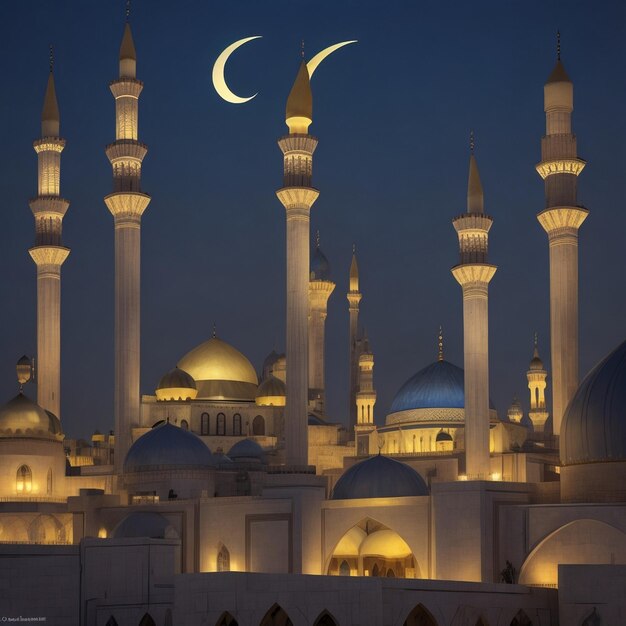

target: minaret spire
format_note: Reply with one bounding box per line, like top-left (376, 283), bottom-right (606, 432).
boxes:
top-left (438, 326), bottom-right (444, 362)
top-left (556, 29), bottom-right (561, 61)
top-left (29, 52), bottom-right (70, 418)
top-left (347, 245), bottom-right (362, 436)
top-left (276, 58), bottom-right (319, 466)
top-left (452, 141), bottom-right (497, 479)
top-left (104, 18), bottom-right (150, 475)
top-left (536, 35), bottom-right (587, 438)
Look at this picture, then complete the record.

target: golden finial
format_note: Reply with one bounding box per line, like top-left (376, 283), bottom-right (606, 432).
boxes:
top-left (301, 38), bottom-right (305, 60)
top-left (316, 230), bottom-right (320, 249)
top-left (352, 243), bottom-right (356, 255)
top-left (212, 322), bottom-right (217, 338)
top-left (556, 30), bottom-right (561, 61)
top-left (469, 129), bottom-right (475, 154)
top-left (49, 44), bottom-right (54, 73)
top-left (438, 326), bottom-right (444, 361)
top-left (126, 0), bottom-right (131, 22)
top-left (534, 331), bottom-right (538, 348)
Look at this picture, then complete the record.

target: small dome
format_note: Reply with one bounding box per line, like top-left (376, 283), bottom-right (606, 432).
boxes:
top-left (0, 393), bottom-right (63, 439)
top-left (112, 512), bottom-right (178, 539)
top-left (436, 431), bottom-right (453, 442)
top-left (529, 355), bottom-right (544, 371)
top-left (255, 375), bottom-right (286, 406)
top-left (390, 360), bottom-right (495, 413)
top-left (331, 455), bottom-right (428, 500)
top-left (155, 367), bottom-right (198, 401)
top-left (124, 422), bottom-right (214, 473)
top-left (178, 337), bottom-right (258, 401)
top-left (227, 438), bottom-right (266, 464)
top-left (561, 339), bottom-right (626, 465)
top-left (310, 246), bottom-right (331, 281)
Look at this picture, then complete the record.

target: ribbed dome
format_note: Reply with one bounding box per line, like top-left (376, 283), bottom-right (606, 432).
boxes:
top-left (155, 367), bottom-right (197, 401)
top-left (390, 360), bottom-right (495, 413)
top-left (311, 246), bottom-right (331, 281)
top-left (124, 422), bottom-right (215, 473)
top-left (255, 375), bottom-right (286, 406)
top-left (0, 393), bottom-right (63, 439)
top-left (561, 339), bottom-right (626, 465)
top-left (227, 438), bottom-right (266, 464)
top-left (112, 512), bottom-right (178, 539)
top-left (331, 455), bottom-right (428, 500)
top-left (178, 337), bottom-right (259, 401)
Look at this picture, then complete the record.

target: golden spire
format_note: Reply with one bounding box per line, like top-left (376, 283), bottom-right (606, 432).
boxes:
top-left (438, 326), bottom-right (444, 361)
top-left (119, 16), bottom-right (137, 79)
top-left (349, 245), bottom-right (359, 292)
top-left (41, 47), bottom-right (60, 137)
top-left (467, 132), bottom-right (484, 214)
top-left (285, 60), bottom-right (313, 134)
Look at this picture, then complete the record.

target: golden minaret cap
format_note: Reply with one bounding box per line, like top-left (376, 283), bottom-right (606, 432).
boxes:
top-left (119, 23), bottom-right (137, 78)
top-left (285, 61), bottom-right (313, 133)
top-left (467, 153), bottom-right (484, 214)
top-left (41, 72), bottom-right (60, 137)
top-left (349, 246), bottom-right (359, 292)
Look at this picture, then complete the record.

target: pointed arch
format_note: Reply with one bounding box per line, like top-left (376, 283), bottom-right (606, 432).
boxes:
top-left (338, 559), bottom-right (350, 576)
top-left (16, 465), bottom-right (32, 493)
top-left (259, 604), bottom-right (293, 626)
top-left (253, 415), bottom-right (265, 435)
top-left (217, 544), bottom-right (231, 572)
top-left (215, 612), bottom-right (238, 626)
top-left (371, 563), bottom-right (379, 577)
top-left (46, 468), bottom-right (53, 494)
top-left (403, 603), bottom-right (438, 626)
top-left (139, 614), bottom-right (156, 626)
top-left (313, 611), bottom-right (338, 626)
top-left (105, 617), bottom-right (118, 626)
top-left (510, 609), bottom-right (532, 625)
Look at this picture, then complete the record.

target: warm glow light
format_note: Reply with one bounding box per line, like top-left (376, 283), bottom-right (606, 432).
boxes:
top-left (98, 527), bottom-right (107, 539)
top-left (458, 474), bottom-right (468, 481)
top-left (491, 472), bottom-right (501, 481)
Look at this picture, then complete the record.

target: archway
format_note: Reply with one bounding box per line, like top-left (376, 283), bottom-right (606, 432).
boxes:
top-left (338, 559), bottom-right (350, 576)
top-left (510, 610), bottom-right (532, 625)
top-left (259, 604), bottom-right (292, 626)
top-left (313, 611), bottom-right (338, 626)
top-left (253, 415), bottom-right (265, 436)
top-left (216, 612), bottom-right (238, 626)
top-left (28, 514), bottom-right (65, 544)
top-left (403, 603), bottom-right (438, 626)
top-left (139, 614), bottom-right (156, 626)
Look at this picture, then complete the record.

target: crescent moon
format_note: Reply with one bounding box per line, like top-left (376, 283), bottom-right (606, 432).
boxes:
top-left (306, 40), bottom-right (358, 78)
top-left (212, 36), bottom-right (262, 104)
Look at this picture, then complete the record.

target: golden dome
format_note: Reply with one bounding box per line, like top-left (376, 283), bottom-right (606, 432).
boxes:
top-left (155, 367), bottom-right (198, 402)
top-left (0, 393), bottom-right (63, 439)
top-left (177, 337), bottom-right (259, 401)
top-left (256, 375), bottom-right (287, 407)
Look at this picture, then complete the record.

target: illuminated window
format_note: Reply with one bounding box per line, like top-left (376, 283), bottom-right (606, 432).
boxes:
top-left (233, 414), bottom-right (242, 436)
top-left (47, 468), bottom-right (52, 494)
top-left (201, 413), bottom-right (209, 435)
top-left (217, 413), bottom-right (226, 436)
top-left (217, 545), bottom-right (230, 572)
top-left (16, 465), bottom-right (32, 493)
top-left (180, 419), bottom-right (189, 431)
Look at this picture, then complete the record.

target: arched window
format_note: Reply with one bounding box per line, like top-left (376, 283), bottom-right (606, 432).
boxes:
top-left (138, 614), bottom-right (156, 626)
top-left (386, 568), bottom-right (395, 577)
top-left (510, 610), bottom-right (532, 626)
top-left (217, 545), bottom-right (230, 572)
top-left (253, 415), bottom-right (265, 436)
top-left (217, 413), bottom-right (226, 436)
top-left (371, 563), bottom-right (379, 577)
top-left (180, 419), bottom-right (189, 431)
top-left (47, 468), bottom-right (53, 494)
top-left (403, 604), bottom-right (438, 626)
top-left (233, 414), bottom-right (242, 436)
top-left (260, 604), bottom-right (293, 626)
top-left (201, 413), bottom-right (209, 435)
top-left (313, 611), bottom-right (339, 626)
top-left (339, 559), bottom-right (350, 576)
top-left (215, 612), bottom-right (238, 626)
top-left (16, 465), bottom-right (32, 493)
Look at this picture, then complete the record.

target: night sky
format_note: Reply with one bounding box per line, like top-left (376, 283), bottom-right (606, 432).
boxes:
top-left (0, 1), bottom-right (625, 440)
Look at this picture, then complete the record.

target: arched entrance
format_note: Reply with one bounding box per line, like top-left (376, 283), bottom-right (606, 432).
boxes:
top-left (313, 611), bottom-right (338, 626)
top-left (216, 612), bottom-right (238, 626)
top-left (259, 604), bottom-right (292, 626)
top-left (138, 614), bottom-right (156, 626)
top-left (403, 604), bottom-right (438, 626)
top-left (510, 610), bottom-right (532, 625)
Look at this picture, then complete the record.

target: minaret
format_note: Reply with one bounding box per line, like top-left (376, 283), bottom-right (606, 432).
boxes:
top-left (354, 335), bottom-right (376, 455)
top-left (276, 60), bottom-right (318, 467)
top-left (347, 246), bottom-right (362, 435)
top-left (308, 231), bottom-right (335, 413)
top-left (104, 19), bottom-right (150, 474)
top-left (536, 33), bottom-right (587, 438)
top-left (527, 334), bottom-right (549, 433)
top-left (28, 50), bottom-right (70, 418)
top-left (452, 136), bottom-right (497, 479)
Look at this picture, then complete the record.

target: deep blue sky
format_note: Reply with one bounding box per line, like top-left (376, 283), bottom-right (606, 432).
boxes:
top-left (0, 1), bottom-right (625, 440)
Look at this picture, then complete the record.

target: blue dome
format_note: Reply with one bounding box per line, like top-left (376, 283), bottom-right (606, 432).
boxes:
top-left (227, 438), bottom-right (266, 463)
top-left (124, 422), bottom-right (215, 473)
top-left (310, 246), bottom-right (331, 281)
top-left (561, 339), bottom-right (626, 465)
top-left (331, 455), bottom-right (428, 500)
top-left (389, 360), bottom-right (495, 413)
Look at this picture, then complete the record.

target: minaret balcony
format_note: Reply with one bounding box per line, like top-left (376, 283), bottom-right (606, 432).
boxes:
top-left (537, 205), bottom-right (589, 234)
top-left (29, 196), bottom-right (70, 218)
top-left (452, 214), bottom-right (493, 233)
top-left (106, 140), bottom-right (148, 163)
top-left (33, 138), bottom-right (65, 153)
top-left (535, 158), bottom-right (586, 179)
top-left (109, 78), bottom-right (144, 98)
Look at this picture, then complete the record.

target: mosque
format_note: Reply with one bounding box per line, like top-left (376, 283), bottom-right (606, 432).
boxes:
top-left (1, 16), bottom-right (625, 626)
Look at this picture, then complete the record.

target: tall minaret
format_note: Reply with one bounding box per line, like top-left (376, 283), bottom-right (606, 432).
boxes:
top-left (354, 336), bottom-right (376, 455)
top-left (527, 334), bottom-right (549, 433)
top-left (452, 137), bottom-right (497, 479)
top-left (308, 231), bottom-right (335, 413)
top-left (347, 246), bottom-right (362, 435)
top-left (104, 19), bottom-right (150, 474)
top-left (536, 34), bottom-right (587, 438)
top-left (276, 61), bottom-right (318, 467)
top-left (29, 50), bottom-right (70, 418)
